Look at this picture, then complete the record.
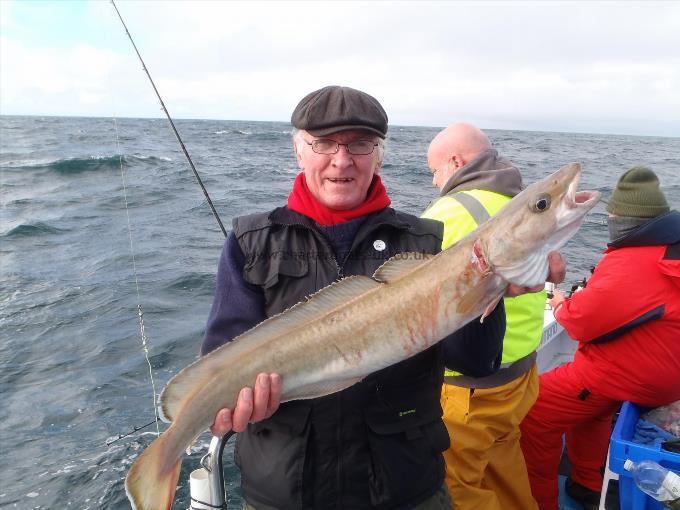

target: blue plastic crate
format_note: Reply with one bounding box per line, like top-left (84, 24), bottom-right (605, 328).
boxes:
top-left (609, 401), bottom-right (680, 510)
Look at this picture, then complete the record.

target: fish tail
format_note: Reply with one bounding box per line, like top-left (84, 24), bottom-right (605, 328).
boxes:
top-left (125, 432), bottom-right (182, 510)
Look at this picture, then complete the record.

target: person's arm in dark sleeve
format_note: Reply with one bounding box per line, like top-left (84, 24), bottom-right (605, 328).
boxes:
top-left (440, 300), bottom-right (505, 377)
top-left (204, 233), bottom-right (282, 436)
top-left (201, 232), bottom-right (266, 355)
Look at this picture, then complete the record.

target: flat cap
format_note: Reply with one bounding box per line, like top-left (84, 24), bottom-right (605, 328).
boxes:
top-left (291, 85), bottom-right (388, 139)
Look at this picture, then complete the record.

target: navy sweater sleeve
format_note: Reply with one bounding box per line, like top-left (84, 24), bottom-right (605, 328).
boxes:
top-left (201, 232), bottom-right (266, 355)
top-left (440, 300), bottom-right (505, 377)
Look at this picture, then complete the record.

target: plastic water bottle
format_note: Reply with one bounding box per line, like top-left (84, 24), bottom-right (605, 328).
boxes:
top-left (624, 459), bottom-right (680, 507)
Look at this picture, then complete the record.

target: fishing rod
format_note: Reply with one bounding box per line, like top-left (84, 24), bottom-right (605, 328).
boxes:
top-left (110, 5), bottom-right (235, 507)
top-left (110, 0), bottom-right (227, 238)
top-left (108, 0), bottom-right (230, 443)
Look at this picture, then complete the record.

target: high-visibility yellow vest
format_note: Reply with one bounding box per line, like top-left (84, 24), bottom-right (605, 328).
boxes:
top-left (422, 189), bottom-right (546, 376)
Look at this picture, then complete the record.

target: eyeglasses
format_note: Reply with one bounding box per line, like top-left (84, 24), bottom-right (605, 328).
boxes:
top-left (303, 139), bottom-right (380, 155)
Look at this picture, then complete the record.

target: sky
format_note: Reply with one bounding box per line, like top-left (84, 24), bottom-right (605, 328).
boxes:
top-left (1, 0), bottom-right (679, 137)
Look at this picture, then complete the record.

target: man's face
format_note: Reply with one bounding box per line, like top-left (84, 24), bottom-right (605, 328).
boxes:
top-left (295, 129), bottom-right (382, 210)
top-left (428, 149), bottom-right (454, 189)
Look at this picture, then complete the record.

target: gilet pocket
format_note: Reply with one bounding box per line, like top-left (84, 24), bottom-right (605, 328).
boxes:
top-left (363, 386), bottom-right (449, 507)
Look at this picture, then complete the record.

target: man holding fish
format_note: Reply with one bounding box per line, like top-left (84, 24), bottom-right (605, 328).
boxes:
top-left (202, 86), bottom-right (507, 509)
top-left (124, 86), bottom-right (597, 510)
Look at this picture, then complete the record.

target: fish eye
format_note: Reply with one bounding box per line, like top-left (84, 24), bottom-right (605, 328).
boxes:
top-left (531, 194), bottom-right (551, 213)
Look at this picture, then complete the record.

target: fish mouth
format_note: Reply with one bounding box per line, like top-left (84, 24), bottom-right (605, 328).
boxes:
top-left (551, 165), bottom-right (600, 248)
top-left (564, 169), bottom-right (600, 211)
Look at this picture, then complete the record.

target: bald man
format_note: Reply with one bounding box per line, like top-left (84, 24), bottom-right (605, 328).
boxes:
top-left (422, 123), bottom-right (547, 510)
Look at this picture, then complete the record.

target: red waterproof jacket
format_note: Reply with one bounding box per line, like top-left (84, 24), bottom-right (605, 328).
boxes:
top-left (555, 211), bottom-right (680, 407)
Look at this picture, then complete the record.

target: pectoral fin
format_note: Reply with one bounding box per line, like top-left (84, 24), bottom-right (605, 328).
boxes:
top-left (480, 293), bottom-right (504, 323)
top-left (457, 281), bottom-right (488, 316)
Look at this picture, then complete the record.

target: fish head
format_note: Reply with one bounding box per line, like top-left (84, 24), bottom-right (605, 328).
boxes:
top-left (481, 162), bottom-right (600, 288)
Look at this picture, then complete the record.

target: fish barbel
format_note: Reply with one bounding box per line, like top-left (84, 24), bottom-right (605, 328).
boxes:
top-left (125, 163), bottom-right (600, 510)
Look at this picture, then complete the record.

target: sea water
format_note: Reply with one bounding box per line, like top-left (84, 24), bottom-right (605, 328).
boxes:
top-left (1, 115), bottom-right (678, 509)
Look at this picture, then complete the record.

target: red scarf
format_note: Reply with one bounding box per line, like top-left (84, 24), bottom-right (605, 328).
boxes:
top-left (287, 173), bottom-right (391, 226)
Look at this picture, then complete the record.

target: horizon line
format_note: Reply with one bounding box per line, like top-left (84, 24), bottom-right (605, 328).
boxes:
top-left (0, 113), bottom-right (677, 140)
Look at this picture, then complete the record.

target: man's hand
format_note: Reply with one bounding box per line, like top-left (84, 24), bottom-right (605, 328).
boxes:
top-left (505, 251), bottom-right (566, 297)
top-left (210, 373), bottom-right (283, 436)
top-left (546, 251), bottom-right (566, 284)
top-left (548, 289), bottom-right (566, 310)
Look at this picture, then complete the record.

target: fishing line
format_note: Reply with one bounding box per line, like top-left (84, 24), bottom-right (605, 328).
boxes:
top-left (110, 0), bottom-right (227, 238)
top-left (112, 113), bottom-right (161, 438)
top-left (106, 419), bottom-right (158, 446)
top-left (108, 0), bottom-right (231, 443)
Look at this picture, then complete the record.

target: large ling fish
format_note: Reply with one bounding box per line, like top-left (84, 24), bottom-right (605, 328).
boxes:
top-left (125, 163), bottom-right (599, 510)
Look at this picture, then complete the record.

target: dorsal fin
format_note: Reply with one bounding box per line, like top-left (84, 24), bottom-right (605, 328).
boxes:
top-left (159, 275), bottom-right (381, 421)
top-left (372, 252), bottom-right (434, 283)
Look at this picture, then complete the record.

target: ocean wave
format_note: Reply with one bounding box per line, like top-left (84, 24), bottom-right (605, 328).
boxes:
top-left (210, 129), bottom-right (290, 141)
top-left (4, 197), bottom-right (32, 207)
top-left (212, 129), bottom-right (250, 135)
top-left (3, 222), bottom-right (68, 238)
top-left (132, 154), bottom-right (173, 162)
top-left (250, 132), bottom-right (289, 142)
top-left (2, 154), bottom-right (172, 173)
top-left (163, 273), bottom-right (214, 294)
top-left (15, 155), bottom-right (124, 173)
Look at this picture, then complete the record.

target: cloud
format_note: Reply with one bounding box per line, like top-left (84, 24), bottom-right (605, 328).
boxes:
top-left (0, 36), bottom-right (147, 116)
top-left (1, 0), bottom-right (679, 136)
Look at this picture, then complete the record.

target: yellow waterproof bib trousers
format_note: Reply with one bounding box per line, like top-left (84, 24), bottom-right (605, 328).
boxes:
top-left (441, 365), bottom-right (539, 510)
